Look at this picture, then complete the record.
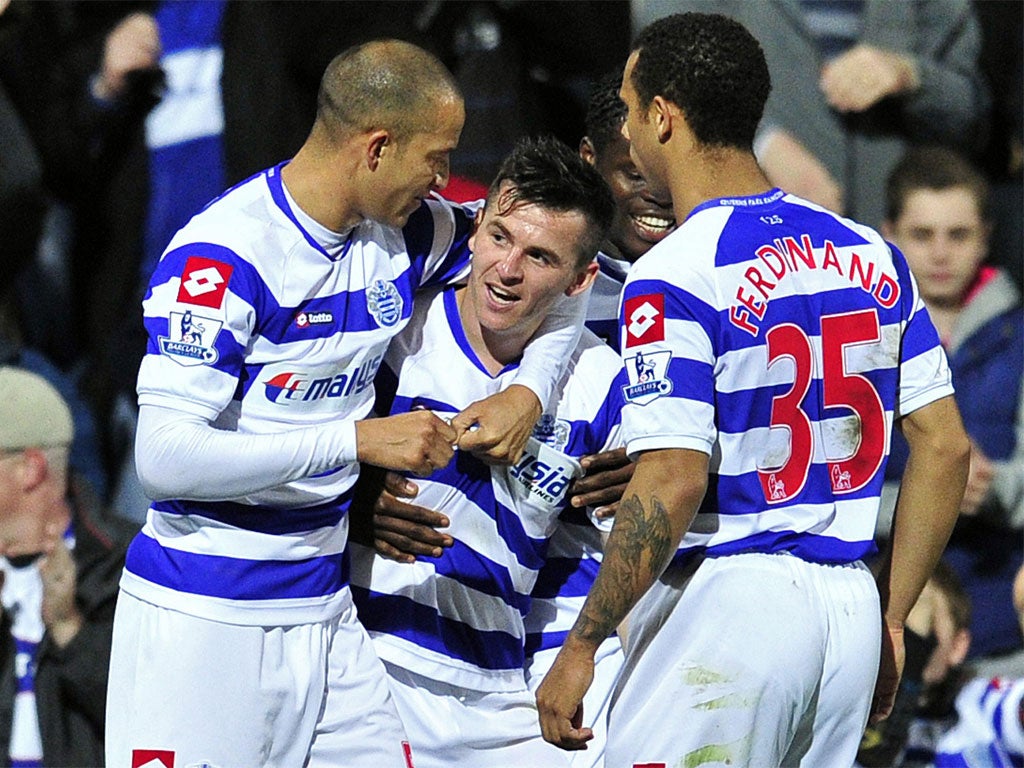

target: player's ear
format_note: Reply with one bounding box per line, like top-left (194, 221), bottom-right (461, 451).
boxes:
top-left (651, 96), bottom-right (673, 143)
top-left (579, 137), bottom-right (597, 167)
top-left (468, 207), bottom-right (486, 253)
top-left (565, 259), bottom-right (600, 297)
top-left (366, 130), bottom-right (391, 171)
top-left (880, 219), bottom-right (895, 240)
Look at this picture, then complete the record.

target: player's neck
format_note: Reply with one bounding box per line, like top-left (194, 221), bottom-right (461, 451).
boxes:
top-left (670, 149), bottom-right (771, 221)
top-left (456, 286), bottom-right (532, 375)
top-left (282, 148), bottom-right (364, 233)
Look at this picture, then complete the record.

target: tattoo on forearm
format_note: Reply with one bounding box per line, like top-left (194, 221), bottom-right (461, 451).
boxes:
top-left (572, 492), bottom-right (674, 644)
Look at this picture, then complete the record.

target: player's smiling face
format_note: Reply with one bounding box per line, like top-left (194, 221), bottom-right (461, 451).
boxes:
top-left (581, 131), bottom-right (674, 263)
top-left (466, 184), bottom-right (597, 342)
top-left (373, 95), bottom-right (464, 227)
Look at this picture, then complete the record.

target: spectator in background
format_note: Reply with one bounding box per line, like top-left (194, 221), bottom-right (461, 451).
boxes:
top-left (881, 146), bottom-right (1024, 664)
top-left (926, 561), bottom-right (1024, 766)
top-left (0, 366), bottom-right (131, 766)
top-left (858, 561), bottom-right (974, 767)
top-left (633, 0), bottom-right (990, 231)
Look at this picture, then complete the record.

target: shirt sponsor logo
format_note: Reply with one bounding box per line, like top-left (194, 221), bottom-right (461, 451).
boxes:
top-left (158, 310), bottom-right (222, 366)
top-left (508, 438), bottom-right (581, 508)
top-left (295, 310), bottom-right (334, 328)
top-left (176, 256), bottom-right (233, 309)
top-left (624, 293), bottom-right (664, 348)
top-left (622, 350), bottom-right (673, 405)
top-left (132, 750), bottom-right (175, 768)
top-left (366, 279), bottom-right (403, 327)
top-left (262, 357), bottom-right (382, 404)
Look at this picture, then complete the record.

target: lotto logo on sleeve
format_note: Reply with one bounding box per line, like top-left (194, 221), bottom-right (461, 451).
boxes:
top-left (624, 293), bottom-right (665, 348)
top-left (176, 256), bottom-right (234, 309)
top-left (132, 750), bottom-right (175, 768)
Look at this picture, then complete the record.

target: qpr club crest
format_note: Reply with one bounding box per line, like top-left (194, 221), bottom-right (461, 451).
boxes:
top-left (622, 349), bottom-right (674, 405)
top-left (366, 279), bottom-right (403, 327)
top-left (158, 310), bottom-right (222, 366)
top-left (532, 413), bottom-right (571, 452)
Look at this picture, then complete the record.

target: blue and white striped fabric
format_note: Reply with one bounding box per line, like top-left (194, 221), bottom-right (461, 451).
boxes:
top-left (619, 189), bottom-right (953, 567)
top-left (351, 286), bottom-right (625, 692)
top-left (525, 252), bottom-right (626, 670)
top-left (585, 252), bottom-right (630, 351)
top-left (124, 164), bottom-right (475, 626)
top-left (934, 677), bottom-right (1024, 767)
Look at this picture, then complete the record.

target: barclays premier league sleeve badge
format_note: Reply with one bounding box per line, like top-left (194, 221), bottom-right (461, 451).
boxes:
top-left (158, 310), bottom-right (223, 366)
top-left (622, 349), bottom-right (673, 405)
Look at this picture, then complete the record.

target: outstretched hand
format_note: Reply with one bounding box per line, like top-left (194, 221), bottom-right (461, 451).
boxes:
top-left (372, 472), bottom-right (453, 563)
top-left (569, 448), bottom-right (634, 519)
top-left (451, 384), bottom-right (541, 465)
top-left (356, 410), bottom-right (457, 477)
top-left (536, 639), bottom-right (597, 751)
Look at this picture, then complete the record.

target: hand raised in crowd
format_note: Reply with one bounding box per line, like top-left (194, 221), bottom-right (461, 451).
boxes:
top-left (92, 12), bottom-right (161, 103)
top-left (960, 440), bottom-right (995, 516)
top-left (819, 44), bottom-right (919, 114)
top-left (356, 410), bottom-right (458, 477)
top-left (452, 384), bottom-right (542, 465)
top-left (39, 537), bottom-right (83, 649)
top-left (758, 128), bottom-right (844, 213)
top-left (569, 447), bottom-right (634, 519)
top-left (371, 472), bottom-right (454, 563)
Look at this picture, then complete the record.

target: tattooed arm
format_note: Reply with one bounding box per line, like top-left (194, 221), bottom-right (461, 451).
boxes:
top-left (536, 447), bottom-right (709, 750)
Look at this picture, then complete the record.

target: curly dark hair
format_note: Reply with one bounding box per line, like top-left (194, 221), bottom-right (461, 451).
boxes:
top-left (584, 70), bottom-right (629, 154)
top-left (631, 12), bottom-right (770, 150)
top-left (486, 136), bottom-right (616, 266)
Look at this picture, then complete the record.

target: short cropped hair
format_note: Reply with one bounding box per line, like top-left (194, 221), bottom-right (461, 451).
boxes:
top-left (486, 136), bottom-right (616, 267)
top-left (630, 13), bottom-right (770, 150)
top-left (885, 146), bottom-right (991, 223)
top-left (317, 39), bottom-right (460, 140)
top-left (584, 71), bottom-right (629, 154)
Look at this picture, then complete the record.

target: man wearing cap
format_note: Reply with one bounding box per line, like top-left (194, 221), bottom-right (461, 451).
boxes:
top-left (0, 366), bottom-right (130, 766)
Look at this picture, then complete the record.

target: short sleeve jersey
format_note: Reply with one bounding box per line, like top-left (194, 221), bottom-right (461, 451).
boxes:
top-left (350, 286), bottom-right (625, 692)
top-left (619, 189), bottom-right (953, 566)
top-left (124, 163), bottom-right (474, 625)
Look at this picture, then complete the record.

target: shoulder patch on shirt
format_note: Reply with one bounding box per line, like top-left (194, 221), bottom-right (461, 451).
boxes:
top-left (132, 750), bottom-right (175, 768)
top-left (176, 256), bottom-right (233, 308)
top-left (624, 293), bottom-right (665, 348)
top-left (158, 310), bottom-right (222, 366)
top-left (622, 350), bottom-right (673, 405)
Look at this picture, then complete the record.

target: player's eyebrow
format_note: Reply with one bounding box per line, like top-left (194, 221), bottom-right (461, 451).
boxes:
top-left (491, 219), bottom-right (565, 266)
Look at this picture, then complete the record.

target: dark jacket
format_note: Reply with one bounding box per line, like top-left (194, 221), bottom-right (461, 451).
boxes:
top-left (0, 478), bottom-right (136, 767)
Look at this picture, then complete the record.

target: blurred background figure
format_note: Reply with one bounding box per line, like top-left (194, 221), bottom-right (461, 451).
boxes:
top-left (0, 366), bottom-right (131, 766)
top-left (633, 0), bottom-right (990, 231)
top-left (879, 146), bottom-right (1023, 668)
top-left (857, 560), bottom-right (973, 767)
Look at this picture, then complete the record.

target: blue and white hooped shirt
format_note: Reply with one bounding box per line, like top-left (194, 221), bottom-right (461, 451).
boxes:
top-left (619, 189), bottom-right (953, 567)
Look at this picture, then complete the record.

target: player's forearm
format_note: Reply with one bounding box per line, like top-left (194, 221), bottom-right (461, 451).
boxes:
top-left (513, 291), bottom-right (586, 406)
top-left (568, 448), bottom-right (707, 649)
top-left (880, 397), bottom-right (969, 624)
top-left (135, 404), bottom-right (357, 500)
